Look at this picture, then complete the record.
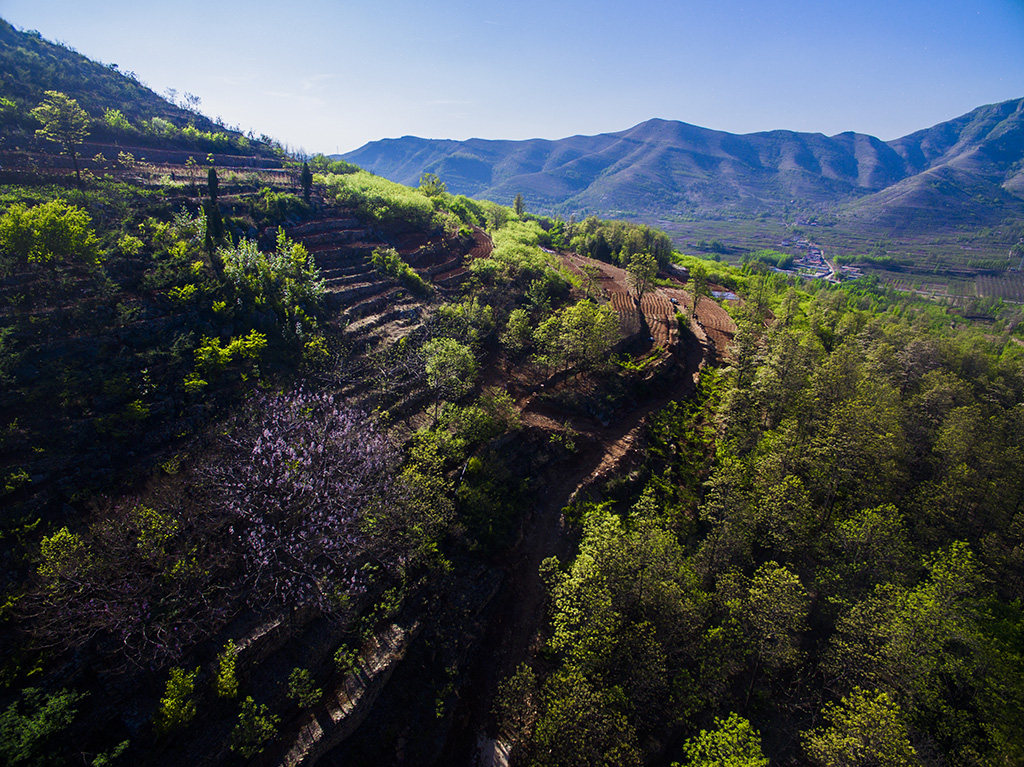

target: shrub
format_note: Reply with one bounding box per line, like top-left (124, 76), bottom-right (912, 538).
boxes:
top-left (334, 644), bottom-right (359, 674)
top-left (287, 667), bottom-right (321, 708)
top-left (370, 246), bottom-right (430, 295)
top-left (323, 171), bottom-right (437, 230)
top-left (230, 697), bottom-right (279, 759)
top-left (154, 667), bottom-right (199, 736)
top-left (102, 108), bottom-right (134, 133)
top-left (219, 230), bottom-right (325, 337)
top-left (0, 199), bottom-right (99, 270)
top-left (215, 640), bottom-right (239, 699)
top-left (0, 687), bottom-right (86, 767)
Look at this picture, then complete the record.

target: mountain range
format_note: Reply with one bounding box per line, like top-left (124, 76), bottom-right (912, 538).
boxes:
top-left (341, 99), bottom-right (1024, 258)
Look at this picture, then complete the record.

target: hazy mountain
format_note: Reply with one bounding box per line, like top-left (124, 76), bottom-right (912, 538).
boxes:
top-left (341, 99), bottom-right (1024, 231)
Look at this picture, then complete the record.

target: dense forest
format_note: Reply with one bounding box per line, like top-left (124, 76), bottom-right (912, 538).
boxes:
top-left (1, 19), bottom-right (1024, 767)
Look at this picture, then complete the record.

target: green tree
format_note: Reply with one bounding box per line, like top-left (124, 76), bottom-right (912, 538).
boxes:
top-left (207, 166), bottom-right (219, 202)
top-left (689, 264), bottom-right (710, 319)
top-left (500, 308), bottom-right (533, 359)
top-left (205, 167), bottom-right (224, 253)
top-left (676, 713), bottom-right (769, 767)
top-left (513, 192), bottom-right (525, 217)
top-left (418, 171), bottom-right (447, 197)
top-left (423, 337), bottom-right (477, 422)
top-left (301, 161), bottom-right (313, 202)
top-left (215, 640), bottom-right (239, 699)
top-left (31, 91), bottom-right (90, 189)
top-left (154, 667), bottom-right (199, 736)
top-left (534, 299), bottom-right (620, 374)
top-left (287, 667), bottom-right (321, 708)
top-left (627, 252), bottom-right (658, 301)
top-left (230, 697), bottom-right (279, 759)
top-left (802, 688), bottom-right (919, 767)
top-left (533, 669), bottom-right (641, 767)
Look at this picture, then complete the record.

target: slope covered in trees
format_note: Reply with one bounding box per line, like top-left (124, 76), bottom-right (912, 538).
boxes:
top-left (2, 20), bottom-right (1024, 767)
top-left (494, 270), bottom-right (1024, 766)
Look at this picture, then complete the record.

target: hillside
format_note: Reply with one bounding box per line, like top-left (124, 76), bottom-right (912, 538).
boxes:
top-left (0, 18), bottom-right (286, 174)
top-left (2, 19), bottom-right (1024, 767)
top-left (341, 99), bottom-right (1024, 265)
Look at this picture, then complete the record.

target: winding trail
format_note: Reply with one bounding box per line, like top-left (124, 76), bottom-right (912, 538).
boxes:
top-left (447, 317), bottom-right (710, 766)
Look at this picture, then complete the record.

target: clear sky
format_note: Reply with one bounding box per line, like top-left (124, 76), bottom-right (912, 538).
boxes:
top-left (2, 0), bottom-right (1023, 153)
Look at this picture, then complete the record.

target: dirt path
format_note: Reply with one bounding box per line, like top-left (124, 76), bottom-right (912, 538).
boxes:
top-left (443, 323), bottom-right (708, 766)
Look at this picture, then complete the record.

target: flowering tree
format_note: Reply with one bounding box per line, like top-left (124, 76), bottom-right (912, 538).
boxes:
top-left (24, 391), bottom-right (402, 671)
top-left (214, 390), bottom-right (399, 612)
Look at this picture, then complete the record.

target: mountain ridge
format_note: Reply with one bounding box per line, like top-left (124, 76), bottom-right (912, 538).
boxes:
top-left (340, 99), bottom-right (1024, 257)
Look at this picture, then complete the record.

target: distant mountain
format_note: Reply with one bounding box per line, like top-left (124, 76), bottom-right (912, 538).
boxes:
top-left (341, 99), bottom-right (1024, 246)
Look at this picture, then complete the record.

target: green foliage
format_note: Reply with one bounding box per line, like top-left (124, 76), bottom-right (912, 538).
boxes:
top-left (532, 668), bottom-right (642, 767)
top-left (423, 337), bottom-right (478, 407)
top-left (102, 108), bottom-right (133, 133)
top-left (568, 216), bottom-right (673, 267)
top-left (432, 296), bottom-right (495, 348)
top-left (534, 299), bottom-right (621, 373)
top-left (251, 187), bottom-right (308, 226)
top-left (626, 251), bottom-right (658, 299)
top-left (418, 172), bottom-right (447, 197)
top-left (0, 687), bottom-right (86, 767)
top-left (305, 153), bottom-right (359, 175)
top-left (513, 192), bottom-right (525, 217)
top-left (89, 739), bottom-right (129, 767)
top-left (370, 245), bottom-right (429, 295)
top-left (37, 527), bottom-right (86, 580)
top-left (745, 248), bottom-right (794, 270)
top-left (676, 713), bottom-right (769, 766)
top-left (31, 90), bottom-right (88, 152)
top-left (333, 644), bottom-right (359, 674)
top-left (287, 667), bottom-right (321, 708)
top-left (802, 688), bottom-right (918, 767)
top-left (230, 697), bottom-right (279, 759)
top-left (219, 229), bottom-right (325, 337)
top-left (501, 307), bottom-right (533, 357)
top-left (0, 199), bottom-right (99, 270)
top-left (323, 170), bottom-right (437, 229)
top-left (184, 330), bottom-right (267, 392)
top-left (215, 640), bottom-right (238, 699)
top-left (154, 666), bottom-right (199, 736)
top-left (470, 218), bottom-right (570, 292)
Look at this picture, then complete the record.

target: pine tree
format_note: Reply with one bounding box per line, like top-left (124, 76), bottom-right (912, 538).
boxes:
top-left (301, 162), bottom-right (312, 202)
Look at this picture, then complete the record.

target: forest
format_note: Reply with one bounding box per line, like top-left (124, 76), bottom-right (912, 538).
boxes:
top-left (1, 19), bottom-right (1024, 767)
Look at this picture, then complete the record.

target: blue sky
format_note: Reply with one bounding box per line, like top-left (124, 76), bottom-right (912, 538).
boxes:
top-left (2, 0), bottom-right (1022, 153)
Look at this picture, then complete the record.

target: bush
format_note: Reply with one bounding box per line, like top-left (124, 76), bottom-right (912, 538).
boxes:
top-left (0, 199), bottom-right (99, 271)
top-left (230, 697), bottom-right (279, 759)
top-left (215, 640), bottom-right (238, 699)
top-left (323, 171), bottom-right (437, 230)
top-left (287, 667), bottom-right (321, 708)
top-left (219, 230), bottom-right (325, 338)
top-left (0, 687), bottom-right (86, 766)
top-left (154, 667), bottom-right (199, 736)
top-left (370, 246), bottom-right (430, 295)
